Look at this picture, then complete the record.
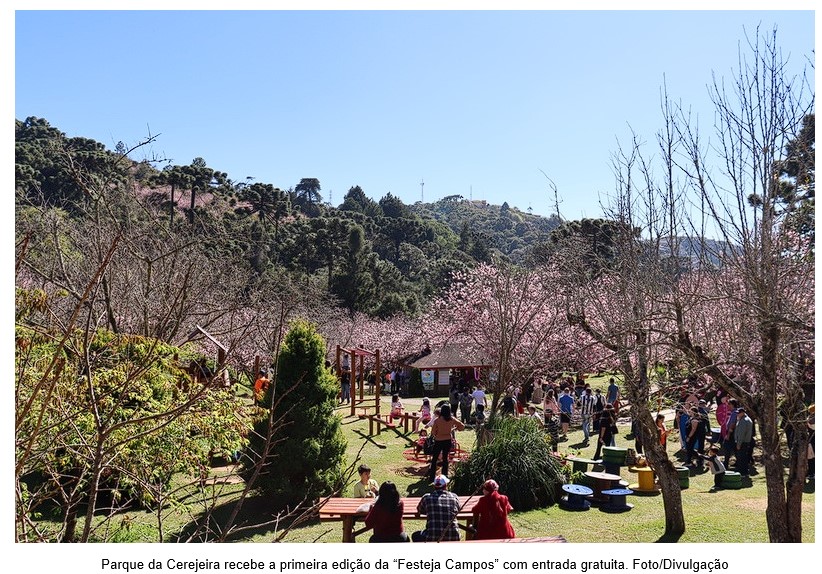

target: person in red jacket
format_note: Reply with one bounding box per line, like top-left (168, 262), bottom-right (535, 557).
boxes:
top-left (253, 369), bottom-right (269, 403)
top-left (471, 479), bottom-right (515, 540)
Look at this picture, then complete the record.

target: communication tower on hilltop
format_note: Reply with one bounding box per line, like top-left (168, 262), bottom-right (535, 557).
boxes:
top-left (420, 178), bottom-right (424, 203)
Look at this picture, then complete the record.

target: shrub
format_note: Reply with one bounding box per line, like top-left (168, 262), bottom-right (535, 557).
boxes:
top-left (451, 416), bottom-right (566, 511)
top-left (244, 320), bottom-right (346, 507)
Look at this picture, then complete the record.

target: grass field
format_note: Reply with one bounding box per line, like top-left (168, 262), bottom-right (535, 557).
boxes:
top-left (125, 391), bottom-right (814, 544)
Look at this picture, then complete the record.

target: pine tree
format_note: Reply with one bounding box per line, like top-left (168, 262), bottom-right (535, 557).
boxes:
top-left (245, 320), bottom-right (346, 506)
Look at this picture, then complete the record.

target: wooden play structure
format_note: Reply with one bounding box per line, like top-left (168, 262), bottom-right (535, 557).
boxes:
top-left (335, 345), bottom-right (381, 419)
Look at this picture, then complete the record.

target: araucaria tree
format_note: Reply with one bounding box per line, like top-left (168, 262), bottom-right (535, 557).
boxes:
top-left (245, 320), bottom-right (346, 507)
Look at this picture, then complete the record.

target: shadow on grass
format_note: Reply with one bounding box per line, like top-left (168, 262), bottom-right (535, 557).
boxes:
top-left (405, 476), bottom-right (435, 498)
top-left (352, 429), bottom-right (387, 449)
top-left (170, 492), bottom-right (324, 543)
top-left (392, 464), bottom-right (428, 479)
top-left (340, 417), bottom-right (363, 426)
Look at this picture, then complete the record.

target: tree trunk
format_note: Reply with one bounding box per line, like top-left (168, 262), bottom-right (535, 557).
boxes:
top-left (80, 442), bottom-right (106, 542)
top-left (635, 405), bottom-right (686, 537)
top-left (785, 426), bottom-right (809, 542)
top-left (59, 469), bottom-right (82, 542)
top-left (761, 419), bottom-right (792, 542)
top-left (758, 325), bottom-right (799, 542)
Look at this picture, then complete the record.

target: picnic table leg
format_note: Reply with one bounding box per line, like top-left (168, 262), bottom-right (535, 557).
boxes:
top-left (342, 516), bottom-right (355, 543)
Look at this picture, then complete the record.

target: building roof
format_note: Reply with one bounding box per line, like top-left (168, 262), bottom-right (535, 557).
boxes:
top-left (405, 343), bottom-right (491, 370)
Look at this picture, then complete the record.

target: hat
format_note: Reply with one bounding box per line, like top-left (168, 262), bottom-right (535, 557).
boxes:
top-left (698, 399), bottom-right (707, 405)
top-left (483, 479), bottom-right (499, 492)
top-left (432, 475), bottom-right (450, 488)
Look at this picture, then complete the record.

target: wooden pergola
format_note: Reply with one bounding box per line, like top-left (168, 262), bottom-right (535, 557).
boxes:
top-left (335, 345), bottom-right (381, 417)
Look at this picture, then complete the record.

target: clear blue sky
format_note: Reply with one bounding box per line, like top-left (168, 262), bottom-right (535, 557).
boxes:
top-left (13, 9), bottom-right (815, 220)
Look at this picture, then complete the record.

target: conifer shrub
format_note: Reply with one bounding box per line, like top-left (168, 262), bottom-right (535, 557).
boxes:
top-left (244, 320), bottom-right (346, 507)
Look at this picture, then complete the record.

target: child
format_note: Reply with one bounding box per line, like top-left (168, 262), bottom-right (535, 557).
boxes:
top-left (253, 369), bottom-right (270, 403)
top-left (459, 388), bottom-right (474, 425)
top-left (390, 394), bottom-right (403, 419)
top-left (353, 464), bottom-right (379, 498)
top-left (527, 405), bottom-right (543, 427)
top-left (419, 397), bottom-right (432, 425)
top-left (700, 446), bottom-right (726, 490)
top-left (415, 429), bottom-right (429, 456)
top-left (656, 414), bottom-right (669, 447)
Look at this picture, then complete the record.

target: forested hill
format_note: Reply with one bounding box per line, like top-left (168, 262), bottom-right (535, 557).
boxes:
top-left (15, 116), bottom-right (565, 318)
top-left (412, 196), bottom-right (563, 263)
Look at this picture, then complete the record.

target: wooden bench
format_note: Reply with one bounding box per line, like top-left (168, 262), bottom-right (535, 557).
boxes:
top-left (319, 496), bottom-right (479, 542)
top-left (394, 411), bottom-right (421, 434)
top-left (367, 414), bottom-right (398, 435)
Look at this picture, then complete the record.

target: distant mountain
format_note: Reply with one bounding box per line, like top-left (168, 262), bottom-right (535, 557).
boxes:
top-left (658, 236), bottom-right (735, 268)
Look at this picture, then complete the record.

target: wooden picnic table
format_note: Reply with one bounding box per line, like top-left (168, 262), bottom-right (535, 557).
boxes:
top-left (319, 495), bottom-right (479, 542)
top-left (585, 470), bottom-right (623, 504)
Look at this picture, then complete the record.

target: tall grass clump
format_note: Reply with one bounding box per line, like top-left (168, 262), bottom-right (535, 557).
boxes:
top-left (451, 416), bottom-right (566, 511)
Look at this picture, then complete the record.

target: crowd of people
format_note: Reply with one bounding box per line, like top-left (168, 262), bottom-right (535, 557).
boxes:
top-left (346, 371), bottom-right (815, 542)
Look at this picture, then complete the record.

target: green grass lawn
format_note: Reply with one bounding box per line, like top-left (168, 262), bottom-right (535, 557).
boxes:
top-left (83, 394), bottom-right (815, 543)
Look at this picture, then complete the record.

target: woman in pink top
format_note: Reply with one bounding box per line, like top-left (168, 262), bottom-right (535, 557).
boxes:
top-left (715, 395), bottom-right (731, 440)
top-left (419, 397), bottom-right (432, 425)
top-left (543, 389), bottom-right (559, 417)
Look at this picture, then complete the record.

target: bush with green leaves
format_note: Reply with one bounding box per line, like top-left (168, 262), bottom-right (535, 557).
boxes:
top-left (244, 320), bottom-right (346, 507)
top-left (16, 320), bottom-right (253, 540)
top-left (451, 416), bottom-right (567, 511)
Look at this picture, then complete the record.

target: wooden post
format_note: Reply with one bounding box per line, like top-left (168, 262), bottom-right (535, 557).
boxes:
top-left (358, 353), bottom-right (365, 401)
top-left (335, 345), bottom-right (342, 403)
top-left (349, 349), bottom-right (356, 417)
top-left (374, 349), bottom-right (381, 416)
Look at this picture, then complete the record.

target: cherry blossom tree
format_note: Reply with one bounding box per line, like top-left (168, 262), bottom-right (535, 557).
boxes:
top-left (422, 262), bottom-right (589, 412)
top-left (665, 27), bottom-right (814, 543)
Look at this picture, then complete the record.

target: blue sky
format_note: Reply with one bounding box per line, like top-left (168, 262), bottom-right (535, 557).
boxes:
top-left (13, 9), bottom-right (815, 221)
